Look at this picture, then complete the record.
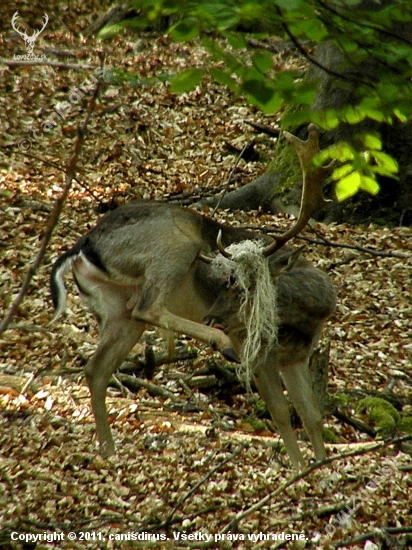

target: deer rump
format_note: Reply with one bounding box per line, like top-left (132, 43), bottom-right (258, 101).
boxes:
top-left (51, 201), bottom-right (336, 467)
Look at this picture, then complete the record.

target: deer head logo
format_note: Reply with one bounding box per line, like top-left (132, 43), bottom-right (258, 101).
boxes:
top-left (11, 11), bottom-right (49, 55)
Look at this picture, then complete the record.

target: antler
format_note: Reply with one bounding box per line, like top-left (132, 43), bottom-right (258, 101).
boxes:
top-left (197, 229), bottom-right (230, 264)
top-left (11, 11), bottom-right (49, 40)
top-left (34, 14), bottom-right (49, 38)
top-left (262, 124), bottom-right (332, 257)
top-left (11, 12), bottom-right (27, 38)
top-left (196, 124), bottom-right (332, 265)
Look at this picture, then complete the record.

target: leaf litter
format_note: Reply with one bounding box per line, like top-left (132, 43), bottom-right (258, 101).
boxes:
top-left (0, 3), bottom-right (411, 549)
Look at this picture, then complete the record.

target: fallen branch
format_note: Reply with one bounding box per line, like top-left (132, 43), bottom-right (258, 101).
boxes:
top-left (332, 407), bottom-right (377, 438)
top-left (309, 226), bottom-right (408, 259)
top-left (217, 435), bottom-right (412, 539)
top-left (244, 120), bottom-right (280, 137)
top-left (1, 59), bottom-right (95, 70)
top-left (332, 526), bottom-right (412, 548)
top-left (116, 373), bottom-right (183, 404)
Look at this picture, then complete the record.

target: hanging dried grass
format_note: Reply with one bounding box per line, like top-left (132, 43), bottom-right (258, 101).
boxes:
top-left (211, 240), bottom-right (279, 390)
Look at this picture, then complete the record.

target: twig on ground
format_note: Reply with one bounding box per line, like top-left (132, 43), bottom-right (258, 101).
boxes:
top-left (332, 526), bottom-right (412, 549)
top-left (1, 59), bottom-right (95, 70)
top-left (163, 443), bottom-right (248, 528)
top-left (116, 374), bottom-right (183, 404)
top-left (213, 435), bottom-right (412, 544)
top-left (332, 408), bottom-right (377, 437)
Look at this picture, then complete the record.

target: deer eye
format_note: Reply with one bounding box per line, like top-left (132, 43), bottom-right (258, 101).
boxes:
top-left (228, 273), bottom-right (237, 286)
top-left (220, 272), bottom-right (237, 291)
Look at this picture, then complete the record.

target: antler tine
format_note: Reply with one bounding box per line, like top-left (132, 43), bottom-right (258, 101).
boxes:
top-left (11, 12), bottom-right (24, 36)
top-left (197, 229), bottom-right (231, 264)
top-left (40, 14), bottom-right (49, 31)
top-left (216, 229), bottom-right (232, 259)
top-left (262, 124), bottom-right (332, 257)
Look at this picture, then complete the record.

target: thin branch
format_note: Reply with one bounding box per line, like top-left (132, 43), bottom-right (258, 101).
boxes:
top-left (116, 373), bottom-right (183, 404)
top-left (0, 81), bottom-right (101, 334)
top-left (275, 7), bottom-right (373, 88)
top-left (210, 142), bottom-right (250, 217)
top-left (1, 59), bottom-right (95, 70)
top-left (168, 435), bottom-right (412, 549)
top-left (11, 149), bottom-right (103, 204)
top-left (163, 443), bottom-right (248, 528)
top-left (316, 0), bottom-right (412, 47)
top-left (240, 223), bottom-right (408, 260)
top-left (218, 435), bottom-right (412, 538)
top-left (307, 226), bottom-right (408, 259)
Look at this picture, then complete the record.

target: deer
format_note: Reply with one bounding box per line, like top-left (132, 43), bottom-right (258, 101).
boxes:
top-left (50, 124), bottom-right (336, 468)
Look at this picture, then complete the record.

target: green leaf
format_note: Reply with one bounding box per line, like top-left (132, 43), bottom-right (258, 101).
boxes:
top-left (362, 133), bottom-right (382, 150)
top-left (238, 2), bottom-right (263, 22)
top-left (360, 175), bottom-right (380, 195)
top-left (170, 68), bottom-right (203, 93)
top-left (282, 108), bottom-right (311, 126)
top-left (225, 32), bottom-right (247, 50)
top-left (195, 3), bottom-right (239, 30)
top-left (312, 110), bottom-right (340, 130)
top-left (371, 151), bottom-right (398, 174)
top-left (210, 67), bottom-right (237, 91)
top-left (202, 36), bottom-right (241, 73)
top-left (332, 164), bottom-right (354, 180)
top-left (335, 171), bottom-right (361, 201)
top-left (252, 52), bottom-right (274, 74)
top-left (97, 23), bottom-right (124, 40)
top-left (242, 78), bottom-right (273, 104)
top-left (242, 76), bottom-right (282, 114)
top-left (318, 142), bottom-right (355, 164)
top-left (289, 17), bottom-right (329, 42)
top-left (170, 18), bottom-right (199, 41)
top-left (393, 108), bottom-right (408, 123)
top-left (342, 105), bottom-right (365, 125)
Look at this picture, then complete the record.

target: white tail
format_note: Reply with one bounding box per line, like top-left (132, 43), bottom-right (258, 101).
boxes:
top-left (50, 125), bottom-right (336, 467)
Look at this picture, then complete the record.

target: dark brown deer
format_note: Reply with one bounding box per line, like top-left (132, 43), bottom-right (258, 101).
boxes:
top-left (50, 125), bottom-right (336, 468)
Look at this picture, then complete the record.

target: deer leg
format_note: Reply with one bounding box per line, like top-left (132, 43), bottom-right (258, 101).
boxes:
top-left (254, 356), bottom-right (306, 469)
top-left (131, 302), bottom-right (240, 363)
top-left (84, 319), bottom-right (146, 457)
top-left (280, 361), bottom-right (326, 462)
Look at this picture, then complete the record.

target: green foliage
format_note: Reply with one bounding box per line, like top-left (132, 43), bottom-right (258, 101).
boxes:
top-left (315, 133), bottom-right (398, 201)
top-left (102, 0), bottom-right (412, 201)
top-left (169, 68), bottom-right (203, 92)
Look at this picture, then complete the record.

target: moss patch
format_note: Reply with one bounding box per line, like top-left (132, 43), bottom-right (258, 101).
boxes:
top-left (357, 397), bottom-right (400, 438)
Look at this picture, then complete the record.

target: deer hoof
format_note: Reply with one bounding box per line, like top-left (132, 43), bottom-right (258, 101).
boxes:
top-left (222, 347), bottom-right (241, 364)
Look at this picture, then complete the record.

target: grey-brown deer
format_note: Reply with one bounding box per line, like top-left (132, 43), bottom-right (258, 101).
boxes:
top-left (50, 125), bottom-right (336, 468)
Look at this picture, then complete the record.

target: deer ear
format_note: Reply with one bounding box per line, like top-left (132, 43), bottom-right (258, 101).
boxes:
top-left (269, 246), bottom-right (304, 275)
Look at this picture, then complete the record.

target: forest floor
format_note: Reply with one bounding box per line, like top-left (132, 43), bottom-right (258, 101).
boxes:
top-left (0, 1), bottom-right (411, 549)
